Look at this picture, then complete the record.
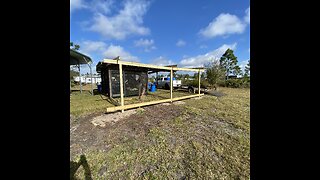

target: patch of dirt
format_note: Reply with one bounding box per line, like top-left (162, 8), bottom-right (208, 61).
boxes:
top-left (70, 103), bottom-right (184, 159)
top-left (160, 103), bottom-right (171, 106)
top-left (194, 96), bottom-right (204, 100)
top-left (207, 90), bottom-right (226, 97)
top-left (173, 101), bottom-right (186, 105)
top-left (91, 109), bottom-right (137, 127)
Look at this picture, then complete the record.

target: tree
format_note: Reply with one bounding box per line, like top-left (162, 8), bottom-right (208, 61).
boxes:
top-left (219, 48), bottom-right (239, 80)
top-left (205, 60), bottom-right (225, 86)
top-left (74, 44), bottom-right (80, 50)
top-left (233, 65), bottom-right (242, 77)
top-left (70, 70), bottom-right (78, 80)
top-left (184, 74), bottom-right (190, 80)
top-left (193, 72), bottom-right (198, 80)
top-left (70, 41), bottom-right (80, 51)
top-left (176, 73), bottom-right (183, 80)
top-left (201, 72), bottom-right (205, 79)
top-left (244, 60), bottom-right (250, 77)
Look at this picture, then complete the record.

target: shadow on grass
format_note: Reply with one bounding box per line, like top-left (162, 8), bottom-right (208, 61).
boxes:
top-left (70, 155), bottom-right (93, 180)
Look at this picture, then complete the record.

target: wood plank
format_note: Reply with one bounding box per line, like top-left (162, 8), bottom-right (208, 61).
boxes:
top-left (198, 70), bottom-right (201, 96)
top-left (102, 59), bottom-right (205, 72)
top-left (106, 94), bottom-right (204, 112)
top-left (173, 67), bottom-right (205, 72)
top-left (119, 64), bottom-right (124, 113)
top-left (170, 68), bottom-right (173, 102)
top-left (103, 59), bottom-right (172, 70)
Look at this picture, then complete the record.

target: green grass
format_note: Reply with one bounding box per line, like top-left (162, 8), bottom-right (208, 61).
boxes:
top-left (70, 91), bottom-right (114, 118)
top-left (71, 87), bottom-right (250, 179)
top-left (70, 88), bottom-right (193, 118)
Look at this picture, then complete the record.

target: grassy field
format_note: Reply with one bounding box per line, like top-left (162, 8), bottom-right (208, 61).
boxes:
top-left (70, 85), bottom-right (197, 117)
top-left (70, 87), bottom-right (250, 179)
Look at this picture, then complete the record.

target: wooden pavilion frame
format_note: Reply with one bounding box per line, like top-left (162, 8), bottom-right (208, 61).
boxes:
top-left (97, 58), bottom-right (205, 113)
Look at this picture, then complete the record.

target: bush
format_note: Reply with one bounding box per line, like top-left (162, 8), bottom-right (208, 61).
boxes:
top-left (217, 80), bottom-right (226, 87)
top-left (71, 81), bottom-right (76, 87)
top-left (184, 79), bottom-right (209, 88)
top-left (225, 79), bottom-right (240, 88)
top-left (242, 78), bottom-right (250, 88)
top-left (223, 78), bottom-right (250, 88)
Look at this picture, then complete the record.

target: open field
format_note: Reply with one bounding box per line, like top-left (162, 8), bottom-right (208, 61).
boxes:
top-left (71, 87), bottom-right (198, 117)
top-left (70, 87), bottom-right (250, 179)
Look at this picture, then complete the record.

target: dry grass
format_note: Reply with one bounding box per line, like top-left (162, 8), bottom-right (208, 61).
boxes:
top-left (71, 87), bottom-right (250, 179)
top-left (70, 88), bottom-right (193, 118)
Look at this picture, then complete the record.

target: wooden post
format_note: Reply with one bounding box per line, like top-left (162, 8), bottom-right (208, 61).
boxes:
top-left (119, 63), bottom-right (124, 113)
top-left (78, 63), bottom-right (82, 94)
top-left (170, 68), bottom-right (173, 102)
top-left (89, 63), bottom-right (93, 96)
top-left (156, 72), bottom-right (158, 87)
top-left (198, 70), bottom-right (201, 97)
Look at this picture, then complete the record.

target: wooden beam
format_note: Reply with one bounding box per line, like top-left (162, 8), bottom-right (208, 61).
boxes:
top-left (78, 63), bottom-right (82, 93)
top-left (89, 63), bottom-right (93, 96)
top-left (198, 70), bottom-right (201, 97)
top-left (165, 64), bottom-right (178, 67)
top-left (173, 67), bottom-right (205, 72)
top-left (106, 94), bottom-right (204, 113)
top-left (170, 68), bottom-right (173, 102)
top-left (108, 70), bottom-right (112, 97)
top-left (156, 72), bottom-right (158, 87)
top-left (119, 63), bottom-right (124, 113)
top-left (103, 59), bottom-right (172, 70)
top-left (102, 59), bottom-right (205, 72)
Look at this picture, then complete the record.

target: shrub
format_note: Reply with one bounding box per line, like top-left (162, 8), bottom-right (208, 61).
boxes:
top-left (224, 78), bottom-right (250, 88)
top-left (71, 81), bottom-right (76, 87)
top-left (184, 79), bottom-right (209, 88)
top-left (217, 80), bottom-right (226, 87)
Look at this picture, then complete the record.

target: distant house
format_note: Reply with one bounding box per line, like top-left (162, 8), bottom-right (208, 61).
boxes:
top-left (73, 75), bottom-right (101, 84)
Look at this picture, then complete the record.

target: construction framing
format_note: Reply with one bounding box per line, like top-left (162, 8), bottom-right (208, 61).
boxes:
top-left (99, 58), bottom-right (205, 113)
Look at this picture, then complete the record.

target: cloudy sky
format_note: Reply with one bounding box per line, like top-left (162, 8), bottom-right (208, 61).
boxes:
top-left (70, 0), bottom-right (250, 73)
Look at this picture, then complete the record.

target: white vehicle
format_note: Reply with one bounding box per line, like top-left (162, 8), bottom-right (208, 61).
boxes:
top-left (156, 77), bottom-right (182, 89)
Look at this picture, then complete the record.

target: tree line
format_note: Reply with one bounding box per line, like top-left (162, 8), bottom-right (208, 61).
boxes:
top-left (176, 48), bottom-right (250, 88)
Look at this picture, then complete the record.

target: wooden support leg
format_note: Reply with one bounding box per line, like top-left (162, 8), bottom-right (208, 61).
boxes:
top-left (119, 64), bottom-right (124, 113)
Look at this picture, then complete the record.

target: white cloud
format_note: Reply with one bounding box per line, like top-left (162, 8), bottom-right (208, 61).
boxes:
top-left (176, 40), bottom-right (186, 47)
top-left (78, 41), bottom-right (139, 62)
top-left (79, 40), bottom-right (107, 56)
top-left (70, 0), bottom-right (86, 13)
top-left (103, 45), bottom-right (139, 62)
top-left (150, 56), bottom-right (175, 66)
top-left (244, 7), bottom-right (250, 24)
top-left (134, 38), bottom-right (156, 52)
top-left (90, 0), bottom-right (114, 14)
top-left (179, 43), bottom-right (237, 67)
top-left (88, 0), bottom-right (151, 40)
top-left (199, 13), bottom-right (246, 38)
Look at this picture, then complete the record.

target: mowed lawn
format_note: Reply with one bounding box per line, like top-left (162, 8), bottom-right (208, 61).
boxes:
top-left (70, 87), bottom-right (250, 179)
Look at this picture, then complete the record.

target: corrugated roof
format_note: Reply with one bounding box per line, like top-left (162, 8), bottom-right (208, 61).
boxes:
top-left (70, 49), bottom-right (92, 65)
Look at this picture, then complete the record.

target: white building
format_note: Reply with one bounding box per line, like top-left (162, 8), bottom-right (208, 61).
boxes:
top-left (73, 75), bottom-right (101, 84)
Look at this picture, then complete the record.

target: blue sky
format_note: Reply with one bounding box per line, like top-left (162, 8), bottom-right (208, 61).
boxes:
top-left (70, 0), bottom-right (250, 74)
